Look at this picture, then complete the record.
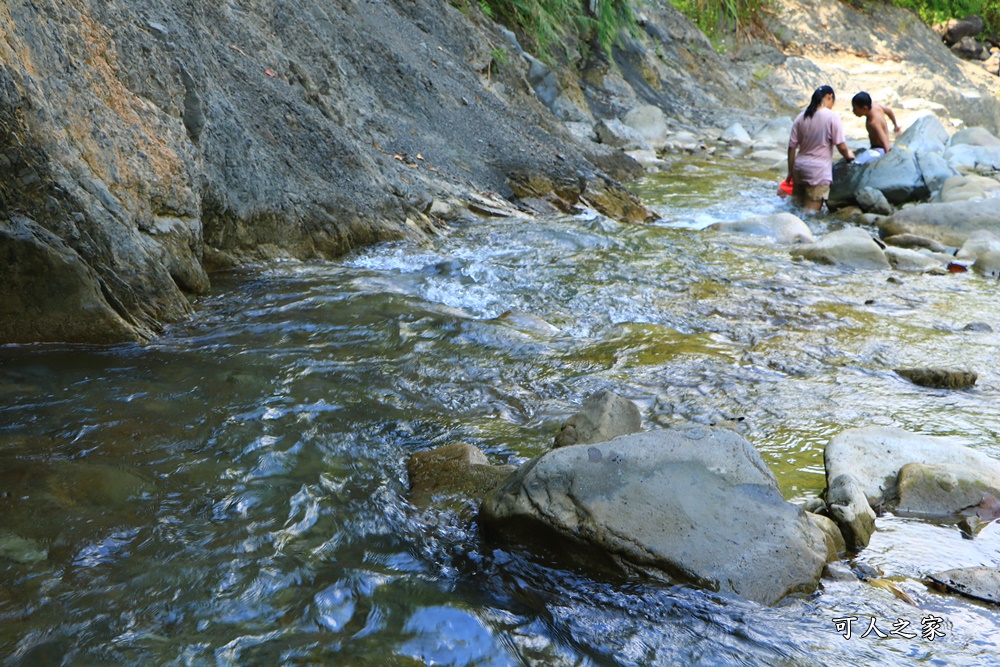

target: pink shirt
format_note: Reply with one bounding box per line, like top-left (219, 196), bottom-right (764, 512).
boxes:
top-left (788, 108), bottom-right (846, 186)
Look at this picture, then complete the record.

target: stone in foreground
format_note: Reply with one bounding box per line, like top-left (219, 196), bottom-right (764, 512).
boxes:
top-left (928, 567), bottom-right (1000, 605)
top-left (482, 427), bottom-right (830, 605)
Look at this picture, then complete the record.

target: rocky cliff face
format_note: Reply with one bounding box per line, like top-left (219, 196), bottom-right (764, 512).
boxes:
top-left (0, 0), bottom-right (665, 343)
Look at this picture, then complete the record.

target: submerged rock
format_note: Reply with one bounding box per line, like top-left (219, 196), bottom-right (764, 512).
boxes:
top-left (928, 567), bottom-right (1000, 605)
top-left (0, 532), bottom-right (48, 564)
top-left (896, 368), bottom-right (978, 389)
top-left (554, 390), bottom-right (642, 448)
top-left (482, 427), bottom-right (830, 605)
top-left (407, 442), bottom-right (516, 509)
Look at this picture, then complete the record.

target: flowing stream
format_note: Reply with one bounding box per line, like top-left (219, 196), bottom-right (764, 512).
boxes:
top-left (3, 158), bottom-right (1000, 666)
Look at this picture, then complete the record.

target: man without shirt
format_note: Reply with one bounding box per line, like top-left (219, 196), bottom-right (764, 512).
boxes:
top-left (851, 92), bottom-right (900, 165)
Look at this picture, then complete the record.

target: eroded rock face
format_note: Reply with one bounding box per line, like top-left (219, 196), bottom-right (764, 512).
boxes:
top-left (554, 390), bottom-right (642, 448)
top-left (482, 427), bottom-right (830, 605)
top-left (896, 462), bottom-right (1000, 515)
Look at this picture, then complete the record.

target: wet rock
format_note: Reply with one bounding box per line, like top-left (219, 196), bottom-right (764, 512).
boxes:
top-left (951, 126), bottom-right (1000, 147)
top-left (581, 177), bottom-right (658, 223)
top-left (878, 199), bottom-right (1000, 246)
top-left (0, 532), bottom-right (48, 564)
top-left (407, 442), bottom-right (516, 509)
top-left (895, 114), bottom-right (950, 155)
top-left (896, 462), bottom-right (1000, 515)
top-left (825, 427), bottom-right (1000, 508)
top-left (823, 561), bottom-right (858, 582)
top-left (494, 310), bottom-right (561, 337)
top-left (482, 427), bottom-right (830, 605)
top-left (884, 246), bottom-right (942, 273)
top-left (956, 230), bottom-right (1000, 261)
top-left (554, 390), bottom-right (641, 448)
top-left (963, 321), bottom-right (994, 332)
top-left (916, 150), bottom-right (960, 193)
top-left (806, 512), bottom-right (846, 560)
top-left (882, 233), bottom-right (949, 253)
top-left (825, 473), bottom-right (877, 550)
top-left (944, 143), bottom-right (1000, 173)
top-left (928, 567), bottom-right (1000, 604)
top-left (972, 250), bottom-right (1000, 278)
top-left (856, 187), bottom-right (893, 215)
top-left (708, 213), bottom-right (814, 244)
top-left (896, 368), bottom-right (978, 389)
top-left (0, 215), bottom-right (141, 343)
top-left (936, 175), bottom-right (987, 202)
top-left (790, 227), bottom-right (890, 270)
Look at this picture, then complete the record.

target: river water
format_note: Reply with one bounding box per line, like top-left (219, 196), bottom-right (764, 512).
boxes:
top-left (3, 158), bottom-right (1000, 665)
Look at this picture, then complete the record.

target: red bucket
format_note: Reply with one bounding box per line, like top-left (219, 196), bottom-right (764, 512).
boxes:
top-left (777, 178), bottom-right (794, 198)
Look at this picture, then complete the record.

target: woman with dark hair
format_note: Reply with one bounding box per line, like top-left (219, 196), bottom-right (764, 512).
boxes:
top-left (785, 85), bottom-right (854, 211)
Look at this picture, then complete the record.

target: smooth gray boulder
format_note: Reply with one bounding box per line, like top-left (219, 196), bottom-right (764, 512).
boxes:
top-left (972, 250), bottom-right (1000, 278)
top-left (826, 473), bottom-right (877, 550)
top-left (944, 144), bottom-right (1000, 172)
top-left (751, 117), bottom-right (794, 148)
top-left (896, 462), bottom-right (1000, 515)
top-left (708, 213), bottom-right (814, 244)
top-left (554, 390), bottom-right (641, 448)
top-left (956, 230), bottom-right (1000, 261)
top-left (878, 199), bottom-right (1000, 246)
top-left (929, 567), bottom-right (1000, 605)
top-left (916, 151), bottom-right (959, 193)
top-left (825, 427), bottom-right (1000, 507)
top-left (936, 174), bottom-right (987, 202)
top-left (884, 246), bottom-right (942, 272)
top-left (720, 123), bottom-right (752, 145)
top-left (856, 146), bottom-right (929, 205)
top-left (483, 427), bottom-right (830, 605)
top-left (790, 227), bottom-right (890, 269)
top-left (622, 105), bottom-right (669, 149)
top-left (895, 114), bottom-right (950, 154)
top-left (951, 127), bottom-right (1000, 147)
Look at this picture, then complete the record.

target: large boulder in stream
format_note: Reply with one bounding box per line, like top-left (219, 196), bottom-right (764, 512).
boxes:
top-left (482, 426), bottom-right (832, 605)
top-left (827, 115), bottom-right (949, 210)
top-left (708, 213), bottom-right (814, 244)
top-left (878, 199), bottom-right (1000, 246)
top-left (790, 227), bottom-right (890, 269)
top-left (825, 427), bottom-right (1000, 515)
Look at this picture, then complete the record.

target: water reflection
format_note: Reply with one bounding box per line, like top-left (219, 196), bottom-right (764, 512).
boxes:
top-left (2, 159), bottom-right (1000, 665)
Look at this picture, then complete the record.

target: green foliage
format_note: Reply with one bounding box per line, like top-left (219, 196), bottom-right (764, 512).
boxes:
top-left (887, 0), bottom-right (1000, 34)
top-left (491, 46), bottom-right (510, 65)
top-left (478, 0), bottom-right (638, 60)
top-left (667, 0), bottom-right (772, 40)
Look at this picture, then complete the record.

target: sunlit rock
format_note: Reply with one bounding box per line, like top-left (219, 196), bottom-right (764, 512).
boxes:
top-left (482, 427), bottom-right (830, 605)
top-left (708, 213), bottom-right (814, 244)
top-left (554, 390), bottom-right (641, 448)
top-left (790, 227), bottom-right (889, 269)
top-left (896, 462), bottom-right (1000, 515)
top-left (884, 246), bottom-right (942, 272)
top-left (825, 473), bottom-right (876, 550)
top-left (878, 199), bottom-right (1000, 246)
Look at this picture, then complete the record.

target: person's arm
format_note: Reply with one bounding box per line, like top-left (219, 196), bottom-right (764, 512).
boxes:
top-left (837, 143), bottom-right (855, 162)
top-left (882, 104), bottom-right (900, 133)
top-left (787, 146), bottom-right (796, 183)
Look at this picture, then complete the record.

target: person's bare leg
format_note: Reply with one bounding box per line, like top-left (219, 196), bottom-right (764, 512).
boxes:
top-left (803, 199), bottom-right (822, 212)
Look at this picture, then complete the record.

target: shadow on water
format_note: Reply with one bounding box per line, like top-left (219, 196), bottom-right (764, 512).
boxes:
top-left (3, 158), bottom-right (1000, 665)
